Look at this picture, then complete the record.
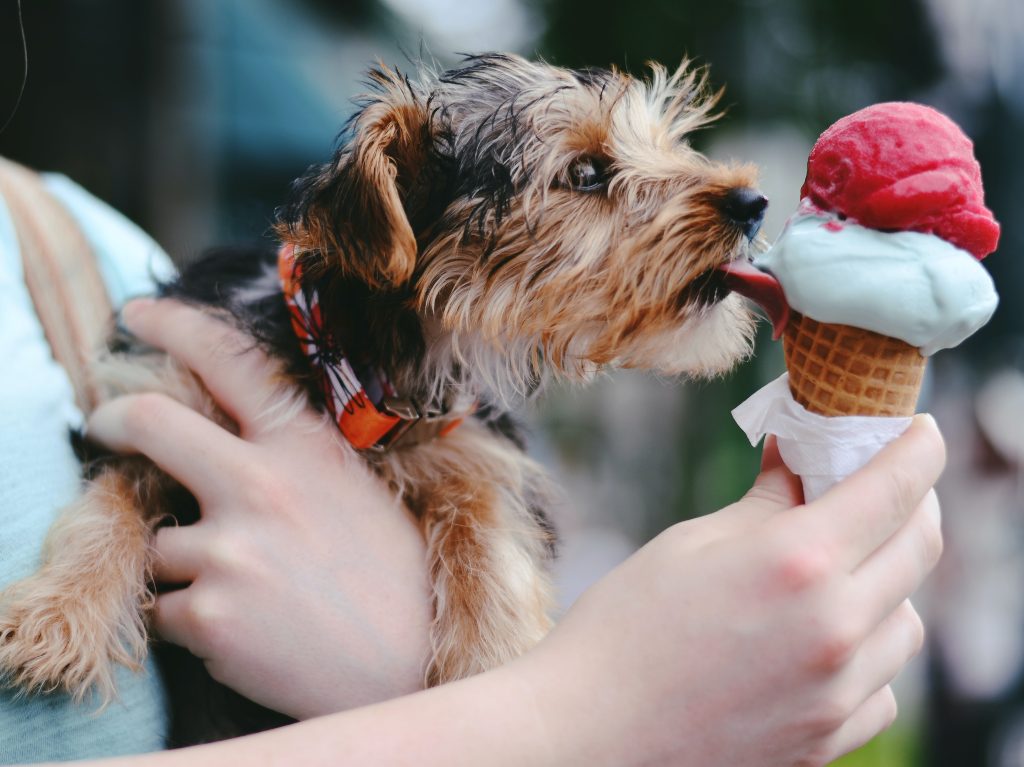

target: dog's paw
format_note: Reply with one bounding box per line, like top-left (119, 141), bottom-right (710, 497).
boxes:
top-left (0, 568), bottom-right (148, 706)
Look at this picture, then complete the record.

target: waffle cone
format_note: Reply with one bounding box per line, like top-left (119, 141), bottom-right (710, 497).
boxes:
top-left (783, 313), bottom-right (926, 417)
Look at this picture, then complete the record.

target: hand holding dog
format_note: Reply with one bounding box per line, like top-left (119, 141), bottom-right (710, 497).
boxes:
top-left (88, 298), bottom-right (434, 720)
top-left (86, 299), bottom-right (943, 766)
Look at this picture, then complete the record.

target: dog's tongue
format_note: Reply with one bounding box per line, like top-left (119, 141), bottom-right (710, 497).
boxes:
top-left (717, 260), bottom-right (790, 339)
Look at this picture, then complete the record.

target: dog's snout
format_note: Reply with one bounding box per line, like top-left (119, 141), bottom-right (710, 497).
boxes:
top-left (721, 187), bottom-right (768, 239)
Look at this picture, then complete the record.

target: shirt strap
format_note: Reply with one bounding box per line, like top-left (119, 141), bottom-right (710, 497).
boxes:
top-left (0, 157), bottom-right (112, 414)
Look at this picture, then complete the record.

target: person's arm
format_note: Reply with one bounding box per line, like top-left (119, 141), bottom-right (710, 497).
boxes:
top-left (77, 299), bottom-right (944, 767)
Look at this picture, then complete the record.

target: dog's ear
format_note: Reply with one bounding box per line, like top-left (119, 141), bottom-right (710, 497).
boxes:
top-left (278, 66), bottom-right (433, 289)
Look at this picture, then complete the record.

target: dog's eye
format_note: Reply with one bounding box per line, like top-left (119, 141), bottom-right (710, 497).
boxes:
top-left (566, 157), bottom-right (608, 192)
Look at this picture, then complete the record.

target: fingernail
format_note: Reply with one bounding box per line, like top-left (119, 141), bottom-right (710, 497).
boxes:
top-left (121, 297), bottom-right (155, 328)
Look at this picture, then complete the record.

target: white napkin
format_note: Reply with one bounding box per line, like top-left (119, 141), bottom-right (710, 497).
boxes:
top-left (732, 374), bottom-right (913, 502)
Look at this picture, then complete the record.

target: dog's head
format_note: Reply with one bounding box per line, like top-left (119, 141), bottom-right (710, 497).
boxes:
top-left (278, 54), bottom-right (765, 401)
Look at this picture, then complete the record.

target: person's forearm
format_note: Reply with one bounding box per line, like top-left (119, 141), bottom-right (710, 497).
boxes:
top-left (67, 659), bottom-right (566, 767)
top-left (66, 382), bottom-right (945, 767)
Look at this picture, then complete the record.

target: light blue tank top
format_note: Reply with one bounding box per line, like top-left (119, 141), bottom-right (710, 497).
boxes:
top-left (0, 174), bottom-right (172, 762)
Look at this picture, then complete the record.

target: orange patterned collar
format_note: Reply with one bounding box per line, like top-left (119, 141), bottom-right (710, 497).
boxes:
top-left (278, 244), bottom-right (464, 451)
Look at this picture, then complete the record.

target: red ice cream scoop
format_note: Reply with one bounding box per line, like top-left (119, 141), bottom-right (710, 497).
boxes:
top-left (801, 102), bottom-right (1000, 259)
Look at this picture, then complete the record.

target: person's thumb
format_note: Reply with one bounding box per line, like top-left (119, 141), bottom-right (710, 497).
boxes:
top-left (745, 435), bottom-right (804, 508)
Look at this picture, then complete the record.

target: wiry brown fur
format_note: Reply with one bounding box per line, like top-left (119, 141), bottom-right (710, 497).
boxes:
top-left (378, 420), bottom-right (554, 685)
top-left (0, 467), bottom-right (155, 703)
top-left (0, 53), bottom-right (764, 719)
top-left (0, 350), bottom-right (211, 705)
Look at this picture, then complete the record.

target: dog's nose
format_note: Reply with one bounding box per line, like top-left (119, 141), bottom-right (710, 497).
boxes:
top-left (721, 188), bottom-right (768, 239)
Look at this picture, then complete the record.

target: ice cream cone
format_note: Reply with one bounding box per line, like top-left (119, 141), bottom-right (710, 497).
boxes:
top-left (783, 312), bottom-right (926, 417)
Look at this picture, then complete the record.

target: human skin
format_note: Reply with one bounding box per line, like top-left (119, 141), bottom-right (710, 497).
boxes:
top-left (72, 298), bottom-right (944, 767)
top-left (93, 298), bottom-right (435, 719)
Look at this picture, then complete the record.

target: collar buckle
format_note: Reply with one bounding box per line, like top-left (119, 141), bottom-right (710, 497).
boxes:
top-left (372, 396), bottom-right (449, 451)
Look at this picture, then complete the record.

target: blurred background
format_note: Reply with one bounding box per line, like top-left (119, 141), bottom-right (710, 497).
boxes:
top-left (0, 0), bottom-right (1021, 763)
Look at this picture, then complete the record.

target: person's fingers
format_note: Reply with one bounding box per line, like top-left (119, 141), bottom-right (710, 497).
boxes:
top-left (761, 434), bottom-right (783, 472)
top-left (724, 437), bottom-right (804, 528)
top-left (121, 298), bottom-right (284, 431)
top-left (823, 685), bottom-right (899, 763)
top-left (152, 588), bottom-right (204, 656)
top-left (837, 600), bottom-right (924, 709)
top-left (853, 491), bottom-right (942, 626)
top-left (747, 435), bottom-right (805, 506)
top-left (152, 525), bottom-right (206, 585)
top-left (796, 414), bottom-right (946, 569)
top-left (87, 392), bottom-right (251, 506)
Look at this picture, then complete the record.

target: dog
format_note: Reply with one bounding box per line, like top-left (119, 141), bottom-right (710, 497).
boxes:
top-left (0, 52), bottom-right (766, 725)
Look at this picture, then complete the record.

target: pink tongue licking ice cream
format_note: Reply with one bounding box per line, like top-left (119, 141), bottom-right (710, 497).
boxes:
top-left (719, 259), bottom-right (789, 338)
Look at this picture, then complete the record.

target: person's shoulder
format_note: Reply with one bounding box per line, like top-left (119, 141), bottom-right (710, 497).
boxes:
top-left (42, 174), bottom-right (176, 306)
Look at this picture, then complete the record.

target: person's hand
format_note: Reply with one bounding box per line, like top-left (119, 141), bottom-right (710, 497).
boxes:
top-left (516, 418), bottom-right (944, 767)
top-left (87, 298), bottom-right (432, 720)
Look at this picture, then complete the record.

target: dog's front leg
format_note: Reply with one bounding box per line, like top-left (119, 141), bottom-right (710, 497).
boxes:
top-left (420, 477), bottom-right (555, 686)
top-left (405, 430), bottom-right (556, 687)
top-left (0, 460), bottom-right (167, 704)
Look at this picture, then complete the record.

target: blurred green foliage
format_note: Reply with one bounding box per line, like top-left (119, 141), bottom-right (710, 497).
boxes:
top-left (533, 0), bottom-right (942, 132)
top-left (833, 725), bottom-right (920, 766)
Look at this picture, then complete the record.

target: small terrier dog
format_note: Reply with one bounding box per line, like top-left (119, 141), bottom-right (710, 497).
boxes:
top-left (0, 53), bottom-right (766, 713)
